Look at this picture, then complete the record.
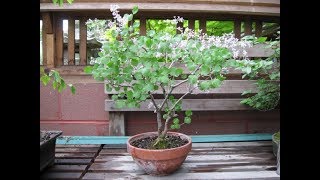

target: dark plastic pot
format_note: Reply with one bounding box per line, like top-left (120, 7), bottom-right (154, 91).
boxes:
top-left (40, 131), bottom-right (62, 172)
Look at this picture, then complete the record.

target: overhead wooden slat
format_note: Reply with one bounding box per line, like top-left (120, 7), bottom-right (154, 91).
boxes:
top-left (40, 0), bottom-right (280, 6)
top-left (234, 19), bottom-right (241, 39)
top-left (55, 17), bottom-right (64, 67)
top-left (139, 17), bottom-right (146, 35)
top-left (105, 99), bottom-right (252, 111)
top-left (40, 3), bottom-right (280, 17)
top-left (105, 80), bottom-right (259, 95)
top-left (68, 17), bottom-right (75, 65)
top-left (255, 20), bottom-right (263, 37)
top-left (80, 17), bottom-right (87, 65)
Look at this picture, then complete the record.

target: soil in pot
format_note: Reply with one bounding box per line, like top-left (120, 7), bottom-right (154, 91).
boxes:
top-left (131, 135), bottom-right (188, 149)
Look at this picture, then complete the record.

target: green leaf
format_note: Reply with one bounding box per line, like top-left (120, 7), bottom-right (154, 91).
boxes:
top-left (170, 124), bottom-right (176, 129)
top-left (69, 84), bottom-right (76, 95)
top-left (40, 75), bottom-right (50, 86)
top-left (241, 90), bottom-right (252, 96)
top-left (127, 14), bottom-right (133, 21)
top-left (200, 65), bottom-right (210, 75)
top-left (131, 59), bottom-right (139, 66)
top-left (111, 95), bottom-right (118, 100)
top-left (184, 117), bottom-right (191, 124)
top-left (133, 21), bottom-right (140, 28)
top-left (185, 110), bottom-right (192, 117)
top-left (84, 66), bottom-right (93, 74)
top-left (163, 114), bottom-right (169, 120)
top-left (173, 118), bottom-right (179, 124)
top-left (199, 81), bottom-right (210, 90)
top-left (132, 6), bottom-right (139, 15)
top-left (174, 124), bottom-right (181, 129)
top-left (188, 75), bottom-right (197, 84)
top-left (257, 37), bottom-right (267, 43)
top-left (159, 76), bottom-right (169, 84)
top-left (147, 30), bottom-right (155, 37)
top-left (210, 78), bottom-right (222, 88)
top-left (244, 67), bottom-right (251, 74)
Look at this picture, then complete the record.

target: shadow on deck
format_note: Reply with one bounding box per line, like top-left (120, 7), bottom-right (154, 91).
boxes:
top-left (40, 141), bottom-right (280, 179)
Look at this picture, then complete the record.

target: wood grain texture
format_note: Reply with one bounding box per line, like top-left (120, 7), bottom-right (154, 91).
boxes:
top-left (105, 99), bottom-right (252, 111)
top-left (109, 112), bottom-right (125, 136)
top-left (80, 17), bottom-right (87, 65)
top-left (46, 34), bottom-right (55, 68)
top-left (55, 17), bottom-right (64, 67)
top-left (68, 17), bottom-right (75, 65)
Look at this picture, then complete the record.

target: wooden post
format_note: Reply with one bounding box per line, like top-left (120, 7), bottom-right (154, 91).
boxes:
top-left (200, 18), bottom-right (206, 34)
top-left (46, 34), bottom-right (55, 68)
top-left (140, 17), bottom-right (146, 36)
top-left (55, 17), bottom-right (64, 67)
top-left (188, 18), bottom-right (195, 30)
top-left (109, 112), bottom-right (125, 136)
top-left (42, 12), bottom-right (53, 66)
top-left (68, 17), bottom-right (75, 65)
top-left (244, 18), bottom-right (252, 36)
top-left (80, 17), bottom-right (87, 65)
top-left (234, 19), bottom-right (241, 39)
top-left (176, 21), bottom-right (183, 34)
top-left (255, 20), bottom-right (263, 37)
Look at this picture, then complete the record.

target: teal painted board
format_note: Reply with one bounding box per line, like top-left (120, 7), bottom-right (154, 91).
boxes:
top-left (56, 134), bottom-right (272, 145)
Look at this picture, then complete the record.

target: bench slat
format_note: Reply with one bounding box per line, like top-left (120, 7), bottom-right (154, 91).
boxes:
top-left (105, 98), bottom-right (252, 111)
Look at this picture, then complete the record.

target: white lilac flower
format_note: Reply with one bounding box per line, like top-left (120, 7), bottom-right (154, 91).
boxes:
top-left (155, 52), bottom-right (162, 58)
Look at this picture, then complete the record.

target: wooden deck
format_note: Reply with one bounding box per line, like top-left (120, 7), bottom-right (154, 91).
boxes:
top-left (40, 141), bottom-right (280, 179)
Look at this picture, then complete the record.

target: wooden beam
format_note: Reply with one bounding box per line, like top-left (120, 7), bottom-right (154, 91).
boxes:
top-left (255, 20), bottom-right (263, 37)
top-left (105, 99), bottom-right (253, 111)
top-left (200, 18), bottom-right (206, 33)
top-left (68, 17), bottom-right (75, 65)
top-left (80, 17), bottom-right (87, 65)
top-left (46, 34), bottom-right (55, 68)
top-left (244, 18), bottom-right (252, 35)
top-left (188, 18), bottom-right (195, 30)
top-left (106, 80), bottom-right (259, 95)
top-left (40, 0), bottom-right (280, 6)
top-left (42, 22), bottom-right (47, 66)
top-left (139, 17), bottom-right (146, 35)
top-left (109, 112), bottom-right (125, 136)
top-left (55, 17), bottom-right (64, 67)
top-left (40, 3), bottom-right (280, 17)
top-left (234, 19), bottom-right (241, 39)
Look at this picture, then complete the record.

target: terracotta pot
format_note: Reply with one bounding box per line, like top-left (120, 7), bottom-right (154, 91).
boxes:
top-left (127, 132), bottom-right (192, 176)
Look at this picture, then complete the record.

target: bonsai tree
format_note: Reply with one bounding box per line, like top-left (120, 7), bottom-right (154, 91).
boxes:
top-left (85, 5), bottom-right (252, 149)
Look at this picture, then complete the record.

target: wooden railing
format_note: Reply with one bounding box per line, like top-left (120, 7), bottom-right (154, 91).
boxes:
top-left (40, 0), bottom-right (279, 71)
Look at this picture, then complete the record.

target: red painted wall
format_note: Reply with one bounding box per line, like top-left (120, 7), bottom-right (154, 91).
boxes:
top-left (40, 82), bottom-right (280, 136)
top-left (40, 83), bottom-right (109, 136)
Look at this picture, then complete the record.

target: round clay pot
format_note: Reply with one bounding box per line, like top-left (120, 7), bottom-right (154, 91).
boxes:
top-left (127, 132), bottom-right (192, 176)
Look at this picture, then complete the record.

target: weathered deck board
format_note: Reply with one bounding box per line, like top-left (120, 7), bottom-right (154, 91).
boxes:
top-left (84, 141), bottom-right (279, 179)
top-left (41, 142), bottom-right (279, 179)
top-left (40, 145), bottom-right (102, 180)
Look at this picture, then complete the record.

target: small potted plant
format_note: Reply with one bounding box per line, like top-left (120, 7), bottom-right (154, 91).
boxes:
top-left (86, 5), bottom-right (253, 176)
top-left (40, 68), bottom-right (75, 172)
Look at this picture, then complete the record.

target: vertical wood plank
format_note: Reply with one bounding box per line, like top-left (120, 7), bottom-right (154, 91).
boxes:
top-left (109, 112), bottom-right (125, 136)
top-left (255, 20), bottom-right (263, 37)
top-left (244, 18), bottom-right (252, 36)
top-left (42, 12), bottom-right (53, 66)
top-left (80, 17), bottom-right (87, 65)
top-left (199, 18), bottom-right (206, 34)
top-left (176, 21), bottom-right (183, 34)
top-left (42, 22), bottom-right (47, 66)
top-left (188, 18), bottom-right (195, 30)
top-left (234, 19), bottom-right (241, 39)
top-left (140, 17), bottom-right (146, 35)
top-left (68, 17), bottom-right (75, 65)
top-left (46, 34), bottom-right (55, 68)
top-left (55, 17), bottom-right (64, 67)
